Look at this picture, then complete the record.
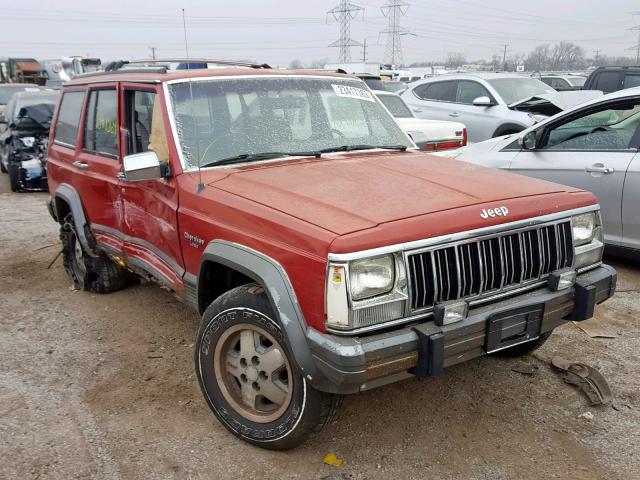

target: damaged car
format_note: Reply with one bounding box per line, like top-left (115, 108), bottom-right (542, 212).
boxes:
top-left (401, 73), bottom-right (563, 142)
top-left (0, 90), bottom-right (58, 191)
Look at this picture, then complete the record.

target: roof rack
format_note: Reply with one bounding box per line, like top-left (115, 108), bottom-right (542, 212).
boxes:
top-left (75, 58), bottom-right (272, 79)
top-left (125, 58), bottom-right (272, 69)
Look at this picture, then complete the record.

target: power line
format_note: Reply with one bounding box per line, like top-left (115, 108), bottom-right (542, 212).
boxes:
top-left (380, 0), bottom-right (411, 66)
top-left (327, 0), bottom-right (364, 62)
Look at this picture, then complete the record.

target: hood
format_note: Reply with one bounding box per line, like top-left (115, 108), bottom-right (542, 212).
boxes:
top-left (395, 117), bottom-right (464, 141)
top-left (509, 90), bottom-right (603, 116)
top-left (207, 151), bottom-right (585, 236)
top-left (16, 103), bottom-right (54, 130)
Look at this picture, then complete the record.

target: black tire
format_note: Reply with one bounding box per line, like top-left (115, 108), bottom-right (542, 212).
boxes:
top-left (195, 283), bottom-right (342, 450)
top-left (8, 164), bottom-right (20, 192)
top-left (60, 213), bottom-right (127, 293)
top-left (491, 332), bottom-right (552, 358)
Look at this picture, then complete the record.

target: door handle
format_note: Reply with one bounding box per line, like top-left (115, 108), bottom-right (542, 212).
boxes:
top-left (449, 112), bottom-right (460, 118)
top-left (413, 108), bottom-right (423, 113)
top-left (585, 164), bottom-right (614, 174)
top-left (72, 161), bottom-right (89, 170)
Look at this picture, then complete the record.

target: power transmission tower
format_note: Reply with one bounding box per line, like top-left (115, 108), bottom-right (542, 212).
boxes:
top-left (380, 0), bottom-right (410, 67)
top-left (148, 46), bottom-right (157, 59)
top-left (327, 1), bottom-right (364, 63)
top-left (627, 12), bottom-right (640, 64)
top-left (502, 44), bottom-right (509, 71)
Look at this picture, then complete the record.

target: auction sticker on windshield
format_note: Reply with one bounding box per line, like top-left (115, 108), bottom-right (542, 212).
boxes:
top-left (332, 84), bottom-right (375, 102)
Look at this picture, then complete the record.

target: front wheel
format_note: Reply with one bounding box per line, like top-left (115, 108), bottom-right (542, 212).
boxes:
top-left (195, 283), bottom-right (341, 450)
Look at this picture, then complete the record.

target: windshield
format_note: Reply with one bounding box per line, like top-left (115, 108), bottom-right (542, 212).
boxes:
top-left (487, 78), bottom-right (555, 105)
top-left (168, 76), bottom-right (413, 169)
top-left (376, 93), bottom-right (413, 118)
top-left (0, 86), bottom-right (37, 105)
top-left (567, 77), bottom-right (586, 87)
top-left (16, 93), bottom-right (57, 111)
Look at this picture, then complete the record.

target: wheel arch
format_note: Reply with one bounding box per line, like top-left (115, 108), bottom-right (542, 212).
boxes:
top-left (196, 240), bottom-right (321, 384)
top-left (53, 183), bottom-right (99, 257)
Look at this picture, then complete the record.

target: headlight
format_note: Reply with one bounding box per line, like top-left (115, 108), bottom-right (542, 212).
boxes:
top-left (528, 113), bottom-right (547, 123)
top-left (572, 212), bottom-right (597, 246)
top-left (571, 211), bottom-right (603, 270)
top-left (349, 255), bottom-right (395, 300)
top-left (20, 136), bottom-right (36, 148)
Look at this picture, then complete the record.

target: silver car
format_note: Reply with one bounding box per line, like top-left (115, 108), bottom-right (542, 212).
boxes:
top-left (447, 86), bottom-right (640, 253)
top-left (400, 73), bottom-right (556, 143)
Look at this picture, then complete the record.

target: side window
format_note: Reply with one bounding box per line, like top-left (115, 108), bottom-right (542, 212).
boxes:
top-left (623, 74), bottom-right (640, 89)
top-left (593, 72), bottom-right (620, 93)
top-left (125, 90), bottom-right (169, 163)
top-left (84, 89), bottom-right (118, 157)
top-left (413, 81), bottom-right (457, 102)
top-left (456, 80), bottom-right (491, 104)
top-left (541, 102), bottom-right (640, 151)
top-left (54, 91), bottom-right (85, 147)
top-left (541, 78), bottom-right (553, 87)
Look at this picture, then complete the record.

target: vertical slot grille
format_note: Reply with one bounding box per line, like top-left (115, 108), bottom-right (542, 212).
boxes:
top-left (407, 221), bottom-right (573, 311)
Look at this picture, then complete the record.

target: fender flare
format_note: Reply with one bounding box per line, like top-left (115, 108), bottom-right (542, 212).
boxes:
top-left (492, 123), bottom-right (525, 138)
top-left (54, 183), bottom-right (100, 257)
top-left (198, 240), bottom-right (323, 386)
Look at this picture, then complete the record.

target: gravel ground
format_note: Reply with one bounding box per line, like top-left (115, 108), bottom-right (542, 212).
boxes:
top-left (0, 176), bottom-right (639, 480)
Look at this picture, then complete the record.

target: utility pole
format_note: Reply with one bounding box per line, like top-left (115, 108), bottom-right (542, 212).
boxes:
top-left (593, 49), bottom-right (601, 65)
top-left (148, 46), bottom-right (157, 60)
top-left (361, 39), bottom-right (368, 63)
top-left (627, 12), bottom-right (640, 64)
top-left (502, 44), bottom-right (509, 71)
top-left (380, 0), bottom-right (411, 67)
top-left (327, 0), bottom-right (364, 63)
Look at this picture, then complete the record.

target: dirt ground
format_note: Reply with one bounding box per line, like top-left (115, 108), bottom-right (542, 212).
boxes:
top-left (0, 176), bottom-right (638, 480)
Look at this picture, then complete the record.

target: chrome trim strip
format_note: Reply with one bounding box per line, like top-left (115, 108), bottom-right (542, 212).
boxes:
top-left (328, 204), bottom-right (599, 262)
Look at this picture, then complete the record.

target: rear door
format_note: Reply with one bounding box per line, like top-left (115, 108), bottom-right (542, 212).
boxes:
top-left (403, 80), bottom-right (457, 122)
top-left (622, 155), bottom-right (640, 250)
top-left (74, 85), bottom-right (122, 232)
top-left (118, 83), bottom-right (185, 290)
top-left (509, 98), bottom-right (640, 245)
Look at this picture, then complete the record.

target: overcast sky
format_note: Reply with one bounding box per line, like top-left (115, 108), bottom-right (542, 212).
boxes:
top-left (2, 0), bottom-right (639, 66)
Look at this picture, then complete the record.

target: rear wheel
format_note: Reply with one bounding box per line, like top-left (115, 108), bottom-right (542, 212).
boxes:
top-left (195, 283), bottom-right (342, 450)
top-left (60, 213), bottom-right (127, 293)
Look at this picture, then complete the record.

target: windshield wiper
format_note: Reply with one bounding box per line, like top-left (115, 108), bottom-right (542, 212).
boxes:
top-left (202, 151), bottom-right (321, 168)
top-left (315, 144), bottom-right (408, 154)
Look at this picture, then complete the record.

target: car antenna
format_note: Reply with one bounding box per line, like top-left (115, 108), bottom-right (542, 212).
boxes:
top-left (182, 7), bottom-right (204, 193)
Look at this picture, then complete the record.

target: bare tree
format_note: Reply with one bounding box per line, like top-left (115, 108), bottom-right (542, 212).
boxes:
top-left (446, 52), bottom-right (466, 68)
top-left (289, 59), bottom-right (304, 69)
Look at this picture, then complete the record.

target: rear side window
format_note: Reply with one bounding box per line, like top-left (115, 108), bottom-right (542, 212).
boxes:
top-left (413, 81), bottom-right (457, 102)
top-left (593, 71), bottom-right (620, 93)
top-left (54, 91), bottom-right (85, 147)
top-left (84, 89), bottom-right (118, 157)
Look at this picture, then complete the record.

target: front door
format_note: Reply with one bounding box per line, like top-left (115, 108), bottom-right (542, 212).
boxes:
top-left (117, 84), bottom-right (185, 291)
top-left (510, 98), bottom-right (640, 245)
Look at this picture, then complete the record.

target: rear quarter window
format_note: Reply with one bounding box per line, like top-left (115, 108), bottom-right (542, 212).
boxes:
top-left (413, 81), bottom-right (457, 102)
top-left (54, 91), bottom-right (86, 147)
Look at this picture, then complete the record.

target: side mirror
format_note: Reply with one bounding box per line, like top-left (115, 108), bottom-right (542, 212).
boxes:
top-left (122, 151), bottom-right (162, 181)
top-left (519, 131), bottom-right (538, 150)
top-left (472, 96), bottom-right (494, 107)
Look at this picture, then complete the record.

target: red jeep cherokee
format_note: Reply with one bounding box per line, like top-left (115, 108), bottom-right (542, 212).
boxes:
top-left (46, 61), bottom-right (616, 449)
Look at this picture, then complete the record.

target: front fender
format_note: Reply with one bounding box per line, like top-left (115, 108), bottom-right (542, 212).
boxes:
top-left (197, 240), bottom-right (331, 390)
top-left (54, 183), bottom-right (99, 257)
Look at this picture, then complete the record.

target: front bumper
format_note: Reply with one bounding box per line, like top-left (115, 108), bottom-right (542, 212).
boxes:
top-left (307, 264), bottom-right (616, 394)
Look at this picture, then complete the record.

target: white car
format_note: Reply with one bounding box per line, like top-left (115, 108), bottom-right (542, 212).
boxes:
top-left (374, 90), bottom-right (467, 151)
top-left (443, 86), bottom-right (640, 253)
